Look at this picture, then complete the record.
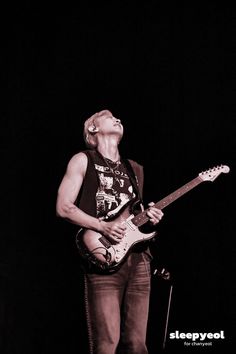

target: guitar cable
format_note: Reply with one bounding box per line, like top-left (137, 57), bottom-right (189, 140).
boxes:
top-left (90, 246), bottom-right (113, 264)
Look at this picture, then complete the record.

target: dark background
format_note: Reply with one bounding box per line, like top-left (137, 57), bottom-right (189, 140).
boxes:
top-left (3, 3), bottom-right (235, 353)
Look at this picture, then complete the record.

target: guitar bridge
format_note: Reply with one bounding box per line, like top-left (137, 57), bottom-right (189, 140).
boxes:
top-left (99, 236), bottom-right (112, 249)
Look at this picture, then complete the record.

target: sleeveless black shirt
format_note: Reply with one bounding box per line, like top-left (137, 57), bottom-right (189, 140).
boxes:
top-left (76, 150), bottom-right (152, 262)
top-left (77, 150), bottom-right (143, 218)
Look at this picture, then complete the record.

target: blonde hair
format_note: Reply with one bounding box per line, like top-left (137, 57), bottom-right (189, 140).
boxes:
top-left (83, 109), bottom-right (112, 149)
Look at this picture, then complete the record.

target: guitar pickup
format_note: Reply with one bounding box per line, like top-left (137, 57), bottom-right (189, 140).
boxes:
top-left (99, 236), bottom-right (112, 249)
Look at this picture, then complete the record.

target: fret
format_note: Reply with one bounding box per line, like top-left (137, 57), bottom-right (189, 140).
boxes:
top-left (132, 177), bottom-right (203, 227)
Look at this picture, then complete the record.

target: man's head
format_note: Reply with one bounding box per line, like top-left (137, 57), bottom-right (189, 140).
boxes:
top-left (83, 109), bottom-right (123, 149)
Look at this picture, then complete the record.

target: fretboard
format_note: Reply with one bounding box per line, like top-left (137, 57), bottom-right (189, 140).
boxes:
top-left (132, 176), bottom-right (203, 227)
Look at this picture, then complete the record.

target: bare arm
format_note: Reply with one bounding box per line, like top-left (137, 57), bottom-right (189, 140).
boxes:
top-left (56, 152), bottom-right (103, 232)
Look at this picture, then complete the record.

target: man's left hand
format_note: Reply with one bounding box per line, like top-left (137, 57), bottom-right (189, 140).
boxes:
top-left (146, 202), bottom-right (164, 225)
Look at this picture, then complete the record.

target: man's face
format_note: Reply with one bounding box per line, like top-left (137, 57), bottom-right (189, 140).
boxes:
top-left (95, 111), bottom-right (123, 136)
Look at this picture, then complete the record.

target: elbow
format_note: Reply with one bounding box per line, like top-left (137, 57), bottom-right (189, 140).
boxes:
top-left (56, 209), bottom-right (63, 218)
top-left (56, 202), bottom-right (68, 219)
top-left (56, 200), bottom-right (77, 219)
top-left (56, 208), bottom-right (64, 219)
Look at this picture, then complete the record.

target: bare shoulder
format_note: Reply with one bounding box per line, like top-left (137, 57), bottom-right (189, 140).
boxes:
top-left (69, 151), bottom-right (88, 165)
top-left (66, 151), bottom-right (88, 176)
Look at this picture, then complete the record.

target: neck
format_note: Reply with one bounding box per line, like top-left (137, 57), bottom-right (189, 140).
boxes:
top-left (96, 138), bottom-right (120, 162)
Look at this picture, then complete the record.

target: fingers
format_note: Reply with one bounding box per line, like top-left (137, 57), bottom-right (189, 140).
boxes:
top-left (147, 202), bottom-right (164, 225)
top-left (112, 225), bottom-right (126, 239)
top-left (104, 222), bottom-right (126, 243)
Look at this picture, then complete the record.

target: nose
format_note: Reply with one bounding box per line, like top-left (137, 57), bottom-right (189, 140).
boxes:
top-left (115, 118), bottom-right (121, 124)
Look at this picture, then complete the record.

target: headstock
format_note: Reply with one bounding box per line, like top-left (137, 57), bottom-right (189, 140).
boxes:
top-left (199, 165), bottom-right (230, 182)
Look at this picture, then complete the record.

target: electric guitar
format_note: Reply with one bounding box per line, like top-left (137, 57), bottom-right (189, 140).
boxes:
top-left (75, 164), bottom-right (230, 272)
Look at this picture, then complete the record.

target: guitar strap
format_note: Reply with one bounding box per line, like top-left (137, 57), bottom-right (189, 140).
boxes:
top-left (122, 158), bottom-right (144, 204)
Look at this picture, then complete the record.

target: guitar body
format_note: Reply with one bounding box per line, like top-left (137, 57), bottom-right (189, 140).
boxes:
top-left (76, 204), bottom-right (157, 272)
top-left (75, 164), bottom-right (229, 272)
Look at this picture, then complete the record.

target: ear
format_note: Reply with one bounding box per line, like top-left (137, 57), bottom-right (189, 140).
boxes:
top-left (88, 124), bottom-right (99, 133)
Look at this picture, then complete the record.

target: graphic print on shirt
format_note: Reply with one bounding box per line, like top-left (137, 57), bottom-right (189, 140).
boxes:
top-left (95, 163), bottom-right (135, 218)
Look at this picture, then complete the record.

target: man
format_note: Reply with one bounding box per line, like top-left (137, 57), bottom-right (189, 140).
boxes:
top-left (56, 109), bottom-right (164, 354)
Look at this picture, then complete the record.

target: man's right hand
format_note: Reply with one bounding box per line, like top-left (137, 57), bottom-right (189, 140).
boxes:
top-left (99, 220), bottom-right (127, 243)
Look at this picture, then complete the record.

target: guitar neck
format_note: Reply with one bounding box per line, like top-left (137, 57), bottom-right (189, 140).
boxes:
top-left (132, 176), bottom-right (203, 227)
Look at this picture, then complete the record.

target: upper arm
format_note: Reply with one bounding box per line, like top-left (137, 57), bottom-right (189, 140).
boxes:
top-left (56, 152), bottom-right (88, 211)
